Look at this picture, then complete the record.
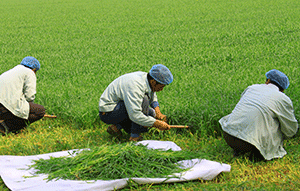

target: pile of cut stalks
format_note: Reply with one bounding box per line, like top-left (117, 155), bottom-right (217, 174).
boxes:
top-left (29, 142), bottom-right (206, 181)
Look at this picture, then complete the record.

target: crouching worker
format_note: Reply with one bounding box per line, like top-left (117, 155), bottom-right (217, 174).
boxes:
top-left (0, 56), bottom-right (45, 134)
top-left (219, 69), bottom-right (298, 161)
top-left (99, 64), bottom-right (173, 141)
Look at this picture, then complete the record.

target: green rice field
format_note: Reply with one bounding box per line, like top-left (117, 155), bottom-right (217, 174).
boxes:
top-left (0, 0), bottom-right (300, 190)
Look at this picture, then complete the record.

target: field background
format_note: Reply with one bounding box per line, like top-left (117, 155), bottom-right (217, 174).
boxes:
top-left (0, 0), bottom-right (300, 190)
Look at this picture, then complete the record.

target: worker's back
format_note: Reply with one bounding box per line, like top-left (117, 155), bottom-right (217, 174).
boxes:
top-left (0, 65), bottom-right (36, 119)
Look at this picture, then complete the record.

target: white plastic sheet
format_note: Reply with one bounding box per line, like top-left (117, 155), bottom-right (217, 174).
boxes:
top-left (0, 140), bottom-right (231, 191)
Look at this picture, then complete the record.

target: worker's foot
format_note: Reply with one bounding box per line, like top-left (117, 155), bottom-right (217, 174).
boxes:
top-left (233, 149), bottom-right (247, 157)
top-left (233, 150), bottom-right (242, 157)
top-left (0, 125), bottom-right (5, 135)
top-left (249, 151), bottom-right (265, 163)
top-left (0, 121), bottom-right (9, 135)
top-left (129, 135), bottom-right (143, 141)
top-left (106, 124), bottom-right (122, 138)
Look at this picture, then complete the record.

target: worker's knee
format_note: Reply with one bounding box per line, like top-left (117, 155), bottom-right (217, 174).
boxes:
top-left (28, 102), bottom-right (45, 121)
top-left (37, 105), bottom-right (46, 119)
top-left (223, 131), bottom-right (254, 153)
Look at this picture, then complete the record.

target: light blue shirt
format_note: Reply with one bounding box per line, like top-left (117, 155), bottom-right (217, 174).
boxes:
top-left (99, 72), bottom-right (157, 127)
top-left (219, 84), bottom-right (298, 160)
top-left (0, 65), bottom-right (36, 119)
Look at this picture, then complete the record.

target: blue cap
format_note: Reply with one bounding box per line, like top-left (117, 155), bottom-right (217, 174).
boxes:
top-left (149, 64), bottom-right (173, 85)
top-left (20, 56), bottom-right (40, 71)
top-left (266, 69), bottom-right (289, 89)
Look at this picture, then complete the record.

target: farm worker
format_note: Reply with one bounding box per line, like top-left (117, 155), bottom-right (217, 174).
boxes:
top-left (219, 69), bottom-right (298, 161)
top-left (0, 56), bottom-right (45, 134)
top-left (99, 64), bottom-right (173, 141)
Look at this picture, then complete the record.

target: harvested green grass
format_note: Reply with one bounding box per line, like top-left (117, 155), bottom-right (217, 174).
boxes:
top-left (29, 142), bottom-right (212, 181)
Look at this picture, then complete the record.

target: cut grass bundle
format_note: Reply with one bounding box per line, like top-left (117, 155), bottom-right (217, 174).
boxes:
top-left (29, 142), bottom-right (208, 181)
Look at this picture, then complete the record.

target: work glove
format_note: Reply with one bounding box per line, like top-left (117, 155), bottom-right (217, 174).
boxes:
top-left (154, 107), bottom-right (167, 123)
top-left (153, 120), bottom-right (170, 130)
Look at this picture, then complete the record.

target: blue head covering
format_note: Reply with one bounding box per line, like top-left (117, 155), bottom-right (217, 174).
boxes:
top-left (20, 56), bottom-right (40, 71)
top-left (149, 64), bottom-right (173, 85)
top-left (265, 69), bottom-right (289, 89)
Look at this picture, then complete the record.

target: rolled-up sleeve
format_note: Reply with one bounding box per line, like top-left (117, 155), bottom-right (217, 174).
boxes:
top-left (150, 93), bottom-right (159, 108)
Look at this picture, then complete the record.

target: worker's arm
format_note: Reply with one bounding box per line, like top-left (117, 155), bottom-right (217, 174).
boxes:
top-left (154, 106), bottom-right (167, 123)
top-left (123, 81), bottom-right (156, 127)
top-left (23, 71), bottom-right (37, 102)
top-left (277, 97), bottom-right (298, 138)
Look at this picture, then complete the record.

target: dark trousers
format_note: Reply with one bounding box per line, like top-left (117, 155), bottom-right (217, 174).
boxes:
top-left (223, 131), bottom-right (264, 161)
top-left (0, 103), bottom-right (45, 132)
top-left (99, 96), bottom-right (154, 135)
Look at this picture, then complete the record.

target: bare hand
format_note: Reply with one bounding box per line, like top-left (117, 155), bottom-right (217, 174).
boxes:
top-left (153, 120), bottom-right (170, 130)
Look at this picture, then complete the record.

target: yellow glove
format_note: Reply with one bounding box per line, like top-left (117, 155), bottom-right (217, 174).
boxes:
top-left (154, 107), bottom-right (167, 123)
top-left (153, 120), bottom-right (170, 130)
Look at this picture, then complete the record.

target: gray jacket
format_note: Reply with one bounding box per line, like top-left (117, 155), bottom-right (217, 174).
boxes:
top-left (0, 65), bottom-right (36, 119)
top-left (219, 84), bottom-right (298, 160)
top-left (99, 72), bottom-right (157, 127)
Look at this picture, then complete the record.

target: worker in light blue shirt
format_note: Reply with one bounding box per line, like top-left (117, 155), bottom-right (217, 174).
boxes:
top-left (219, 69), bottom-right (298, 161)
top-left (0, 57), bottom-right (45, 134)
top-left (99, 64), bottom-right (173, 141)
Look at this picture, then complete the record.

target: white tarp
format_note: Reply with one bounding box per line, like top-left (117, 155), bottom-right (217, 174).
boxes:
top-left (0, 140), bottom-right (231, 191)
